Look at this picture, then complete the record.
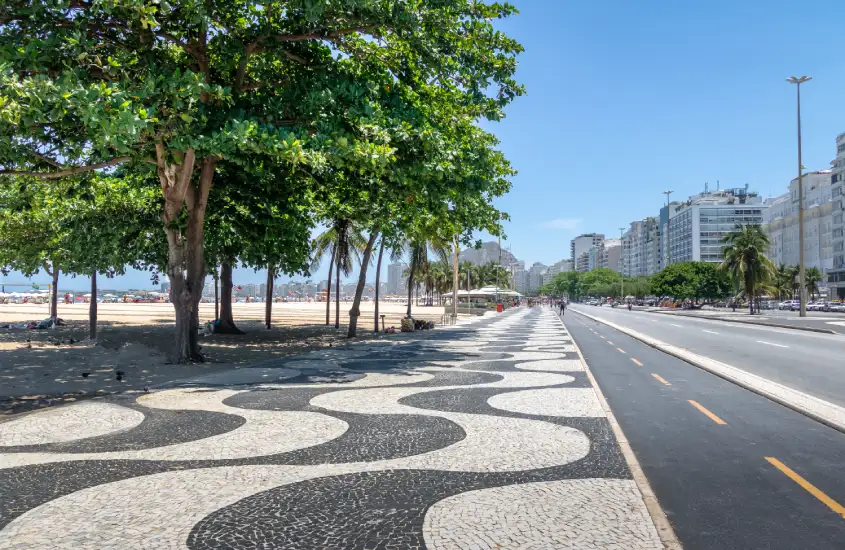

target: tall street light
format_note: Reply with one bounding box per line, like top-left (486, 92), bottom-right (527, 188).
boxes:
top-left (787, 75), bottom-right (811, 317)
top-left (619, 227), bottom-right (626, 301)
top-left (663, 190), bottom-right (673, 267)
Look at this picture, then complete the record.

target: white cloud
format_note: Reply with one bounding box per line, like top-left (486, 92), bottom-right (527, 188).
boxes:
top-left (542, 218), bottom-right (582, 230)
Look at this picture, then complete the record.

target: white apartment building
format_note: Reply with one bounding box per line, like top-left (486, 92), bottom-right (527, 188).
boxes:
top-left (763, 171), bottom-right (833, 288)
top-left (526, 262), bottom-right (548, 292)
top-left (827, 132), bottom-right (845, 299)
top-left (599, 239), bottom-right (622, 272)
top-left (621, 218), bottom-right (660, 276)
top-left (668, 187), bottom-right (768, 264)
top-left (542, 259), bottom-right (573, 286)
top-left (571, 233), bottom-right (604, 271)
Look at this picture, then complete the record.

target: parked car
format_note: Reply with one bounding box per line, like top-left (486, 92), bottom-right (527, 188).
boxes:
top-left (807, 301), bottom-right (823, 311)
top-left (830, 303), bottom-right (845, 313)
top-left (821, 302), bottom-right (839, 312)
top-left (785, 300), bottom-right (801, 311)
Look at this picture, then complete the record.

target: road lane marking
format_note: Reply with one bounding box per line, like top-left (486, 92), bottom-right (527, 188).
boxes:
top-left (756, 340), bottom-right (789, 348)
top-left (688, 400), bottom-right (727, 425)
top-left (616, 347), bottom-right (626, 354)
top-left (702, 330), bottom-right (719, 335)
top-left (631, 358), bottom-right (644, 367)
top-left (600, 335), bottom-right (606, 339)
top-left (607, 341), bottom-right (614, 346)
top-left (670, 323), bottom-right (683, 328)
top-left (765, 457), bottom-right (845, 519)
top-left (651, 373), bottom-right (671, 386)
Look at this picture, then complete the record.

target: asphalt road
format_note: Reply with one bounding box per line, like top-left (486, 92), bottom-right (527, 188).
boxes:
top-left (657, 307), bottom-right (845, 335)
top-left (570, 304), bottom-right (845, 409)
top-left (564, 311), bottom-right (845, 549)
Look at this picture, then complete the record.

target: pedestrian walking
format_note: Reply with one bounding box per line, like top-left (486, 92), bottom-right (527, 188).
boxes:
top-left (559, 299), bottom-right (565, 316)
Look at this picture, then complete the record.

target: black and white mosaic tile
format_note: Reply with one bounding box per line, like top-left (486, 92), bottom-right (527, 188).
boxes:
top-left (0, 306), bottom-right (662, 549)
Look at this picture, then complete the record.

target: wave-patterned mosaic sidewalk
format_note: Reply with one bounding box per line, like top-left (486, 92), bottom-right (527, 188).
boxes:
top-left (0, 307), bottom-right (662, 549)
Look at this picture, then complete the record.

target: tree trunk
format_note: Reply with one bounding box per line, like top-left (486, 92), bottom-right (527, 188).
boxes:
top-left (50, 267), bottom-right (59, 320)
top-left (326, 245), bottom-right (335, 325)
top-left (158, 148), bottom-right (215, 362)
top-left (335, 250), bottom-right (341, 329)
top-left (374, 239), bottom-right (385, 332)
top-left (406, 255), bottom-right (416, 318)
top-left (348, 231), bottom-right (379, 338)
top-left (265, 264), bottom-right (274, 329)
top-left (217, 261), bottom-right (244, 334)
top-left (213, 267), bottom-right (219, 320)
top-left (89, 271), bottom-right (97, 340)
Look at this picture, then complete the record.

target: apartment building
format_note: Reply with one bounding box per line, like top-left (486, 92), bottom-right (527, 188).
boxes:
top-left (763, 171), bottom-right (833, 287)
top-left (828, 132), bottom-right (845, 298)
top-left (668, 187), bottom-right (768, 264)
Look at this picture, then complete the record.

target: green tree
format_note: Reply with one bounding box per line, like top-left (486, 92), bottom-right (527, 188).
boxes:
top-left (2, 0), bottom-right (524, 361)
top-left (720, 225), bottom-right (775, 315)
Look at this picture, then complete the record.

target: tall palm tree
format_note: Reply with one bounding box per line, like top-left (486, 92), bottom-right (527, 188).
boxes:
top-left (720, 224), bottom-right (775, 315)
top-left (775, 264), bottom-right (793, 300)
top-left (373, 238), bottom-right (404, 332)
top-left (311, 220), bottom-right (366, 328)
top-left (805, 266), bottom-right (823, 300)
top-left (405, 236), bottom-right (449, 317)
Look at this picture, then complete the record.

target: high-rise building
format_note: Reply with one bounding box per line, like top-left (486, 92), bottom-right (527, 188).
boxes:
top-left (659, 201), bottom-right (681, 268)
top-left (763, 170), bottom-right (833, 292)
top-left (599, 239), bottom-right (622, 273)
top-left (386, 262), bottom-right (407, 294)
top-left (526, 262), bottom-right (548, 292)
top-left (542, 259), bottom-right (573, 286)
top-left (621, 218), bottom-right (661, 276)
top-left (571, 234), bottom-right (605, 266)
top-left (575, 252), bottom-right (591, 273)
top-left (827, 132), bottom-right (845, 298)
top-left (668, 186), bottom-right (768, 264)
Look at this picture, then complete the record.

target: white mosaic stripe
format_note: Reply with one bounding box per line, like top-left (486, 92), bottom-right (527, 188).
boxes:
top-left (0, 402), bottom-right (144, 447)
top-left (488, 388), bottom-right (605, 418)
top-left (0, 389), bottom-right (348, 469)
top-left (423, 479), bottom-right (662, 549)
top-left (513, 359), bottom-right (584, 372)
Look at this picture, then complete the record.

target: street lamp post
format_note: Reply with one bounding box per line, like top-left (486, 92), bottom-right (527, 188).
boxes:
top-left (619, 227), bottom-right (625, 302)
top-left (787, 75), bottom-right (811, 317)
top-left (663, 190), bottom-right (673, 267)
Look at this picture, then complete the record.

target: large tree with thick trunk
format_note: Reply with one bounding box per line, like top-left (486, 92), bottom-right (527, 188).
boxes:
top-left (1, 0), bottom-right (523, 360)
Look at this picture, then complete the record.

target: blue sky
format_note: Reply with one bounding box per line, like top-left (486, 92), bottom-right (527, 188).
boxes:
top-left (4, 0), bottom-right (845, 291)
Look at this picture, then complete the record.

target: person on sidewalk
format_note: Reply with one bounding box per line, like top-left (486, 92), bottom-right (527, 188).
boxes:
top-left (559, 299), bottom-right (566, 316)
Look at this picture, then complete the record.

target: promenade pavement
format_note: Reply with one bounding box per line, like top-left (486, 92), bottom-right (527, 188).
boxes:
top-left (0, 306), bottom-right (664, 549)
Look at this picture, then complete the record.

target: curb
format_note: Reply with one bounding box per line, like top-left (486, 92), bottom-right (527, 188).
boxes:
top-left (648, 310), bottom-right (837, 335)
top-left (572, 308), bottom-right (845, 437)
top-left (555, 310), bottom-right (683, 550)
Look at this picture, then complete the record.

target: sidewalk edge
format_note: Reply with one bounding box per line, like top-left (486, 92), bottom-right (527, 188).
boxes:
top-left (556, 311), bottom-right (682, 550)
top-left (573, 308), bottom-right (845, 436)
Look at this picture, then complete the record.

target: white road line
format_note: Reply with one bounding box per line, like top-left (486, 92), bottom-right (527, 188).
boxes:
top-left (702, 330), bottom-right (719, 335)
top-left (669, 323), bottom-right (683, 328)
top-left (756, 340), bottom-right (789, 348)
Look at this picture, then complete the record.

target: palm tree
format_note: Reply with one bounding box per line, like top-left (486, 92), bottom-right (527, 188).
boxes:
top-left (775, 264), bottom-right (794, 300)
top-left (372, 238), bottom-right (404, 332)
top-left (405, 236), bottom-right (449, 317)
top-left (311, 220), bottom-right (366, 328)
top-left (805, 266), bottom-right (823, 300)
top-left (720, 224), bottom-right (775, 315)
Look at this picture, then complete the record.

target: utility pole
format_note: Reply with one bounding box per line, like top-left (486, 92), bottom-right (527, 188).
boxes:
top-left (787, 76), bottom-right (811, 317)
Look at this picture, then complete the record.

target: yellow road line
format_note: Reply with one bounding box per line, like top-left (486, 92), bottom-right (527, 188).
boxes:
top-left (616, 347), bottom-right (626, 354)
top-left (651, 373), bottom-right (671, 386)
top-left (765, 457), bottom-right (845, 519)
top-left (631, 358), bottom-right (644, 367)
top-left (688, 400), bottom-right (726, 425)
